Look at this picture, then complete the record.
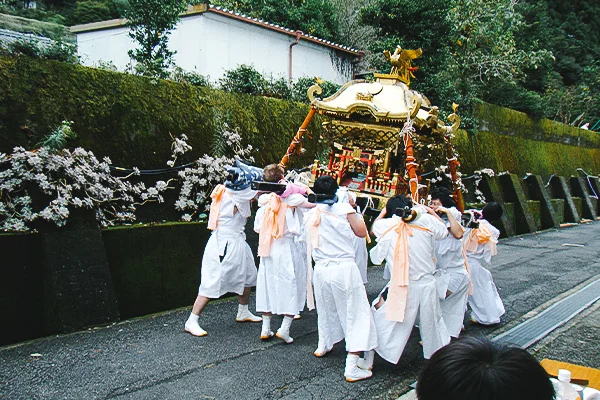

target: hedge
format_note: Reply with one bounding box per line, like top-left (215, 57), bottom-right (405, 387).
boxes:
top-left (1, 55), bottom-right (599, 178)
top-left (0, 55), bottom-right (325, 169)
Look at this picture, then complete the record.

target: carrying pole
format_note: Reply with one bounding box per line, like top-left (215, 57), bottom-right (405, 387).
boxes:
top-left (279, 107), bottom-right (317, 167)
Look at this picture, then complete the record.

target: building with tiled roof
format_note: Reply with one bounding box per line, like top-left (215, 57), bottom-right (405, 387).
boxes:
top-left (71, 3), bottom-right (362, 84)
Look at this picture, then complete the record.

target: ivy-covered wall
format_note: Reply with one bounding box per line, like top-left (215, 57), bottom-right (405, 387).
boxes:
top-left (1, 55), bottom-right (598, 178)
top-left (0, 56), bottom-right (325, 169)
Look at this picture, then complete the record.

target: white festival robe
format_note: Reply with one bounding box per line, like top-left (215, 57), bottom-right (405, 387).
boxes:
top-left (464, 220), bottom-right (505, 324)
top-left (434, 207), bottom-right (470, 338)
top-left (370, 212), bottom-right (450, 362)
top-left (304, 202), bottom-right (378, 352)
top-left (198, 188), bottom-right (258, 298)
top-left (254, 193), bottom-right (308, 315)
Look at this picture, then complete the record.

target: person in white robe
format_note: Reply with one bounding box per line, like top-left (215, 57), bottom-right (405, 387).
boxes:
top-left (463, 203), bottom-right (505, 325)
top-left (184, 161), bottom-right (263, 337)
top-left (430, 187), bottom-right (469, 338)
top-left (254, 164), bottom-right (314, 343)
top-left (359, 195), bottom-right (450, 370)
top-left (304, 176), bottom-right (377, 383)
top-left (254, 191), bottom-right (312, 343)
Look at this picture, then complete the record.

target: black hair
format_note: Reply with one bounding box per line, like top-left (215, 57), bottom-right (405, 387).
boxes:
top-left (385, 195), bottom-right (412, 218)
top-left (313, 175), bottom-right (338, 195)
top-left (429, 186), bottom-right (456, 208)
top-left (416, 336), bottom-right (555, 400)
top-left (482, 202), bottom-right (503, 222)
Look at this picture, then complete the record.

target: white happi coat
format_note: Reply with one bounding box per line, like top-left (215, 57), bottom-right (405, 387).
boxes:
top-left (198, 188), bottom-right (257, 298)
top-left (304, 202), bottom-right (377, 352)
top-left (464, 220), bottom-right (504, 325)
top-left (370, 211), bottom-right (450, 362)
top-left (254, 193), bottom-right (307, 315)
top-left (434, 207), bottom-right (470, 338)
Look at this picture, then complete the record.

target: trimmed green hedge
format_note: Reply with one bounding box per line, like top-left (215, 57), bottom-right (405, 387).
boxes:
top-left (1, 55), bottom-right (598, 178)
top-left (455, 130), bottom-right (600, 178)
top-left (102, 222), bottom-right (212, 319)
top-left (475, 102), bottom-right (600, 148)
top-left (0, 56), bottom-right (325, 169)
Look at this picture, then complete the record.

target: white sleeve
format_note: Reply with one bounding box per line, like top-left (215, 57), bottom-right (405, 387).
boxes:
top-left (371, 218), bottom-right (390, 239)
top-left (254, 206), bottom-right (266, 233)
top-left (285, 193), bottom-right (307, 207)
top-left (369, 240), bottom-right (389, 266)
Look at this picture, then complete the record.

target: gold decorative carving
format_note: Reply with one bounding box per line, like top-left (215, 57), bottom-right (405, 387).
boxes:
top-left (356, 92), bottom-right (374, 101)
top-left (382, 46), bottom-right (423, 86)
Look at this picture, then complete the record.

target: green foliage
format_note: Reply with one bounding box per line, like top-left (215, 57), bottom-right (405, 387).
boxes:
top-left (170, 66), bottom-right (212, 88)
top-left (6, 38), bottom-right (79, 63)
top-left (0, 12), bottom-right (72, 39)
top-left (38, 120), bottom-right (77, 150)
top-left (68, 0), bottom-right (119, 25)
top-left (219, 64), bottom-right (268, 96)
top-left (123, 0), bottom-right (187, 78)
top-left (291, 76), bottom-right (340, 103)
top-left (210, 0), bottom-right (340, 42)
top-left (0, 56), bottom-right (326, 170)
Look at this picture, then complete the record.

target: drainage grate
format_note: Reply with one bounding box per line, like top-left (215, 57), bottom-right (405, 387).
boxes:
top-left (493, 278), bottom-right (600, 348)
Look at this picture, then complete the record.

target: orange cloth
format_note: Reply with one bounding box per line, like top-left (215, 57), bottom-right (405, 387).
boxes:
top-left (207, 184), bottom-right (227, 231)
top-left (257, 194), bottom-right (287, 257)
top-left (382, 219), bottom-right (429, 322)
top-left (464, 224), bottom-right (497, 255)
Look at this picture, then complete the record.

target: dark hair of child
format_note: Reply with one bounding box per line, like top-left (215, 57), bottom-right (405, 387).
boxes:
top-left (416, 336), bottom-right (555, 400)
top-left (429, 186), bottom-right (457, 208)
top-left (263, 164), bottom-right (285, 183)
top-left (482, 202), bottom-right (503, 222)
top-left (313, 175), bottom-right (338, 195)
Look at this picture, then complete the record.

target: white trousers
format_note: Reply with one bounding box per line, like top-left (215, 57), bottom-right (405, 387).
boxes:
top-left (437, 267), bottom-right (470, 338)
top-left (373, 278), bottom-right (450, 363)
top-left (313, 259), bottom-right (378, 352)
top-left (468, 258), bottom-right (505, 324)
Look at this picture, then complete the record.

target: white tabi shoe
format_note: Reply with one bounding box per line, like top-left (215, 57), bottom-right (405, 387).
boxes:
top-left (260, 330), bottom-right (274, 340)
top-left (357, 350), bottom-right (375, 371)
top-left (345, 354), bottom-right (373, 382)
top-left (275, 329), bottom-right (294, 344)
top-left (313, 343), bottom-right (333, 357)
top-left (184, 320), bottom-right (208, 337)
top-left (236, 305), bottom-right (262, 322)
top-left (293, 314), bottom-right (301, 320)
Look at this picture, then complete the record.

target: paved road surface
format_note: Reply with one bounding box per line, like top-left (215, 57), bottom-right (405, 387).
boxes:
top-left (1, 223), bottom-right (600, 399)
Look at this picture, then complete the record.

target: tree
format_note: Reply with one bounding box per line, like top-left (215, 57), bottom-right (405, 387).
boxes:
top-left (210, 0), bottom-right (340, 41)
top-left (68, 0), bottom-right (118, 25)
top-left (123, 0), bottom-right (187, 78)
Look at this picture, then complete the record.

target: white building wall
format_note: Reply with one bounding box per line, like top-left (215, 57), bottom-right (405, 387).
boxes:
top-left (76, 12), bottom-right (354, 84)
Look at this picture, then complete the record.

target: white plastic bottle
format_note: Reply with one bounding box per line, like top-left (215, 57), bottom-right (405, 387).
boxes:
top-left (556, 369), bottom-right (581, 400)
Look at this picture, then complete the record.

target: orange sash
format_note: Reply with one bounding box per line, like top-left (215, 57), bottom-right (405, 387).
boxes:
top-left (207, 184), bottom-right (227, 231)
top-left (464, 224), bottom-right (497, 256)
top-left (380, 220), bottom-right (430, 322)
top-left (257, 194), bottom-right (287, 257)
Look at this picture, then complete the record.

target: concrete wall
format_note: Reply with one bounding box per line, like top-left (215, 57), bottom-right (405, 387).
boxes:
top-left (76, 12), bottom-right (353, 84)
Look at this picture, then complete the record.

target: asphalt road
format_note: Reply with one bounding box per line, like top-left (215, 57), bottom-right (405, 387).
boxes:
top-left (1, 222), bottom-right (600, 400)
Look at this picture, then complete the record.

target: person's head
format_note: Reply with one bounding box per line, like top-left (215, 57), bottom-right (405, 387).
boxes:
top-left (429, 186), bottom-right (456, 212)
top-left (263, 164), bottom-right (285, 183)
top-left (385, 195), bottom-right (412, 218)
top-left (416, 336), bottom-right (555, 400)
top-left (482, 202), bottom-right (503, 222)
top-left (313, 175), bottom-right (338, 195)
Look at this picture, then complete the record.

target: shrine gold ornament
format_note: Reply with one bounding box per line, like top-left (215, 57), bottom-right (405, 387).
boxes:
top-left (280, 46), bottom-right (465, 210)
